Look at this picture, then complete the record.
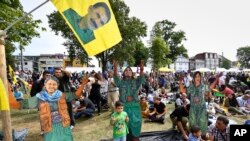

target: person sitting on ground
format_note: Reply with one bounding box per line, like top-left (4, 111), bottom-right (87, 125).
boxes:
top-left (140, 97), bottom-right (150, 118)
top-left (111, 101), bottom-right (129, 141)
top-left (188, 126), bottom-right (202, 141)
top-left (236, 90), bottom-right (250, 114)
top-left (73, 94), bottom-right (95, 119)
top-left (220, 85), bottom-right (234, 97)
top-left (13, 85), bottom-right (24, 101)
top-left (145, 96), bottom-right (167, 124)
top-left (170, 104), bottom-right (190, 140)
top-left (208, 116), bottom-right (230, 141)
top-left (159, 87), bottom-right (167, 98)
top-left (223, 93), bottom-right (245, 115)
top-left (175, 93), bottom-right (190, 108)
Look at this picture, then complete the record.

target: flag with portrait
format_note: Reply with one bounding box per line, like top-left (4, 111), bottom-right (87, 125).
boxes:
top-left (51, 0), bottom-right (122, 56)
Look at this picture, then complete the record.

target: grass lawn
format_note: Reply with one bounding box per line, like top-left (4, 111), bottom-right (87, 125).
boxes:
top-left (0, 103), bottom-right (247, 141)
top-left (0, 104), bottom-right (175, 141)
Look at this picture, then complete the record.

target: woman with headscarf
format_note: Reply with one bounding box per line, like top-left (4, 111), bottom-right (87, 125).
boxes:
top-left (113, 60), bottom-right (145, 141)
top-left (24, 76), bottom-right (73, 141)
top-left (187, 71), bottom-right (211, 140)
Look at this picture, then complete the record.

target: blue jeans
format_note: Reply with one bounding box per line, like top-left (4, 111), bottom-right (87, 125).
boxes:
top-left (74, 108), bottom-right (94, 119)
top-left (113, 136), bottom-right (126, 141)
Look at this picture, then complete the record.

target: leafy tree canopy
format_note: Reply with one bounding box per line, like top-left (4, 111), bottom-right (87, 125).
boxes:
top-left (151, 19), bottom-right (188, 62)
top-left (0, 0), bottom-right (43, 68)
top-left (237, 46), bottom-right (250, 68)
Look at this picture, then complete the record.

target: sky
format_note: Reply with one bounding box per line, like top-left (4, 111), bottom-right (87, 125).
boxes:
top-left (15, 0), bottom-right (250, 61)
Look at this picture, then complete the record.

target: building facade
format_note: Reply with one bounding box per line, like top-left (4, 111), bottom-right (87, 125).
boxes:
top-left (170, 55), bottom-right (189, 72)
top-left (38, 54), bottom-right (64, 71)
top-left (190, 52), bottom-right (219, 70)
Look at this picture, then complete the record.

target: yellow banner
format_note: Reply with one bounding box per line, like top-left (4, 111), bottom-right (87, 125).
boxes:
top-left (0, 79), bottom-right (10, 111)
top-left (8, 65), bottom-right (17, 84)
top-left (51, 0), bottom-right (122, 56)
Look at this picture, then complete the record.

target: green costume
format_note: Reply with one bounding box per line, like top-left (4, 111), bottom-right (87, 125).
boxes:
top-left (187, 83), bottom-right (210, 134)
top-left (114, 75), bottom-right (145, 137)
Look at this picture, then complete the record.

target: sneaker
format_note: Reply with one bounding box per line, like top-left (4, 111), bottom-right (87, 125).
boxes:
top-left (70, 125), bottom-right (74, 130)
top-left (40, 131), bottom-right (44, 136)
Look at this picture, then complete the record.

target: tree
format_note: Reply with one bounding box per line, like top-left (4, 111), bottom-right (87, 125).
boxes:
top-left (0, 0), bottom-right (43, 68)
top-left (47, 0), bottom-right (147, 71)
top-left (133, 41), bottom-right (149, 67)
top-left (151, 20), bottom-right (188, 62)
top-left (150, 37), bottom-right (171, 70)
top-left (237, 46), bottom-right (250, 68)
top-left (221, 59), bottom-right (231, 69)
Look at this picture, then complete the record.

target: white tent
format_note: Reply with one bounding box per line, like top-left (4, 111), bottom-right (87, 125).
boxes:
top-left (243, 69), bottom-right (250, 72)
top-left (226, 68), bottom-right (241, 73)
top-left (215, 68), bottom-right (227, 73)
top-left (194, 68), bottom-right (212, 72)
top-left (65, 67), bottom-right (102, 73)
top-left (122, 67), bottom-right (152, 73)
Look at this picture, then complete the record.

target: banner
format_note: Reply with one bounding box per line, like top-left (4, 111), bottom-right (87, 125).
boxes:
top-left (0, 79), bottom-right (10, 111)
top-left (8, 65), bottom-right (17, 84)
top-left (51, 0), bottom-right (122, 56)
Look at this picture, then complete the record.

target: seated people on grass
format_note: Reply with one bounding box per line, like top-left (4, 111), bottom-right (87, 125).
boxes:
top-left (140, 97), bottom-right (150, 118)
top-left (236, 90), bottom-right (250, 114)
top-left (220, 85), bottom-right (234, 97)
top-left (159, 87), bottom-right (167, 98)
top-left (175, 93), bottom-right (190, 108)
top-left (223, 93), bottom-right (245, 115)
top-left (145, 96), bottom-right (167, 124)
top-left (73, 94), bottom-right (95, 119)
top-left (208, 116), bottom-right (230, 141)
top-left (170, 104), bottom-right (190, 140)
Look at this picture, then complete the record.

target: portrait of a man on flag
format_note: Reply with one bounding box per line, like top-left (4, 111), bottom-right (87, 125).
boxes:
top-left (51, 0), bottom-right (122, 56)
top-left (63, 2), bottom-right (111, 44)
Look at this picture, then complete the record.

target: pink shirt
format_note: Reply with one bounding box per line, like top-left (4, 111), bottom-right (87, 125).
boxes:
top-left (223, 87), bottom-right (234, 96)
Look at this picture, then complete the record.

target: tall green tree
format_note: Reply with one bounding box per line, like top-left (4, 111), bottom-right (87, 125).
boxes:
top-left (133, 41), bottom-right (149, 67)
top-left (221, 59), bottom-right (231, 69)
top-left (237, 46), bottom-right (250, 68)
top-left (47, 0), bottom-right (147, 71)
top-left (151, 20), bottom-right (188, 62)
top-left (0, 0), bottom-right (43, 68)
top-left (150, 37), bottom-right (171, 70)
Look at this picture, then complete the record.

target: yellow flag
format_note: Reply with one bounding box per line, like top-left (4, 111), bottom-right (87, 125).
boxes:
top-left (8, 65), bottom-right (17, 84)
top-left (51, 0), bottom-right (122, 56)
top-left (0, 79), bottom-right (10, 111)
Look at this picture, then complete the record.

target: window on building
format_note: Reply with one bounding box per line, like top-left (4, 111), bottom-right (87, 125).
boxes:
top-left (24, 62), bottom-right (28, 65)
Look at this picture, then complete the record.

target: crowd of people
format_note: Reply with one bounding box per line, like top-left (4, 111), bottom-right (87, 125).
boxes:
top-left (7, 65), bottom-right (250, 141)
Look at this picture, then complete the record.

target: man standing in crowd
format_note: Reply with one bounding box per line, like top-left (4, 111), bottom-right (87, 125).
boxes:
top-left (107, 70), bottom-right (119, 113)
top-left (30, 70), bottom-right (50, 97)
top-left (54, 67), bottom-right (75, 129)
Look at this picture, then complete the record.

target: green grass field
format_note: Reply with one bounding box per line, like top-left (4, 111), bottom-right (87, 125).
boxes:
top-left (0, 102), bottom-right (247, 141)
top-left (0, 104), bottom-right (175, 141)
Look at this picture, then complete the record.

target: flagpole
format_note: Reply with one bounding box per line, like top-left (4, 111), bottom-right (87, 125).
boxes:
top-left (0, 32), bottom-right (12, 141)
top-left (0, 1), bottom-right (50, 140)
